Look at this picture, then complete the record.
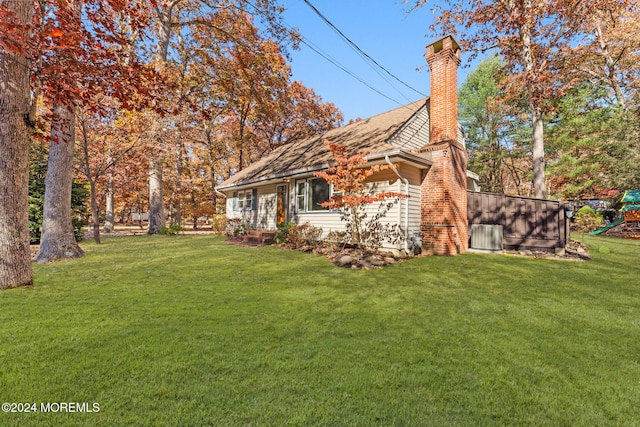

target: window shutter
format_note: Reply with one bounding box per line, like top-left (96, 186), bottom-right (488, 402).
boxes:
top-left (232, 191), bottom-right (238, 211)
top-left (252, 188), bottom-right (258, 210)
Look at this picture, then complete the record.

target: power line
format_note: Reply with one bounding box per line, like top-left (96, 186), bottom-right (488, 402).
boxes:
top-left (245, 1), bottom-right (405, 106)
top-left (294, 34), bottom-right (404, 105)
top-left (301, 0), bottom-right (426, 99)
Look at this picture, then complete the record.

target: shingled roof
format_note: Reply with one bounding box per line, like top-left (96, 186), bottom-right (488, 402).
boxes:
top-left (218, 98), bottom-right (429, 191)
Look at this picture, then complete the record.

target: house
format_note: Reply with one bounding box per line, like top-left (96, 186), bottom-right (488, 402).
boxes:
top-left (217, 35), bottom-right (478, 255)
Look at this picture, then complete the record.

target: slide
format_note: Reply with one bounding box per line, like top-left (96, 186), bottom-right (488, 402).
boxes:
top-left (591, 216), bottom-right (624, 235)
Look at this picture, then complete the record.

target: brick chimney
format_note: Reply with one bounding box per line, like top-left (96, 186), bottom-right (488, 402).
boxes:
top-left (420, 35), bottom-right (468, 255)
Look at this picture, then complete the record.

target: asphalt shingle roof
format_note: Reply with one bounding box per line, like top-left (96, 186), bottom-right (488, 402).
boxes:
top-left (218, 98), bottom-right (427, 190)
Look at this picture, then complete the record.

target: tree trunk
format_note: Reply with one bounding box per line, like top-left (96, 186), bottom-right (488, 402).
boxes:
top-left (519, 0), bottom-right (546, 199)
top-left (89, 180), bottom-right (101, 244)
top-left (80, 112), bottom-right (100, 243)
top-left (531, 104), bottom-right (546, 199)
top-left (174, 142), bottom-right (183, 225)
top-left (36, 103), bottom-right (85, 263)
top-left (104, 176), bottom-right (115, 232)
top-left (0, 0), bottom-right (33, 288)
top-left (594, 18), bottom-right (627, 110)
top-left (146, 4), bottom-right (173, 234)
top-left (148, 155), bottom-right (166, 234)
top-left (103, 147), bottom-right (115, 232)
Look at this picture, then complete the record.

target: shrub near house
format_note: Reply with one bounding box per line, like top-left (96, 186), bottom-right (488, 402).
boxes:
top-left (314, 141), bottom-right (408, 249)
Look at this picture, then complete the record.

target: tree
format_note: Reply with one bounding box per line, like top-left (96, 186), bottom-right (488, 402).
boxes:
top-left (36, 101), bottom-right (86, 263)
top-left (459, 56), bottom-right (508, 193)
top-left (314, 141), bottom-right (408, 249)
top-left (144, 0), bottom-right (294, 233)
top-left (77, 103), bottom-right (150, 243)
top-left (35, 0), bottom-right (152, 262)
top-left (408, 0), bottom-right (586, 198)
top-left (545, 84), bottom-right (613, 198)
top-left (0, 0), bottom-right (34, 288)
top-left (563, 0), bottom-right (639, 110)
top-left (36, 0), bottom-right (85, 263)
top-left (253, 81), bottom-right (343, 153)
top-left (30, 141), bottom-right (89, 244)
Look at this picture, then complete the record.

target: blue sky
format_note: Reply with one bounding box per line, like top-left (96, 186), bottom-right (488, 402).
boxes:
top-left (280, 0), bottom-right (480, 123)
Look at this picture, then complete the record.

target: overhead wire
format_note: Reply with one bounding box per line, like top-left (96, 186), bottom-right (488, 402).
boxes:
top-left (292, 31), bottom-right (404, 105)
top-left (247, 1), bottom-right (426, 106)
top-left (246, 0), bottom-right (427, 112)
top-left (301, 0), bottom-right (427, 99)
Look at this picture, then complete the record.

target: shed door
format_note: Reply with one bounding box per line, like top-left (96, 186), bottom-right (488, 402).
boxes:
top-left (276, 184), bottom-right (288, 226)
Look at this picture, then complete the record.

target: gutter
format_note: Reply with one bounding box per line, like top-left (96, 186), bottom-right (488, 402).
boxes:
top-left (385, 155), bottom-right (410, 254)
top-left (218, 149), bottom-right (433, 193)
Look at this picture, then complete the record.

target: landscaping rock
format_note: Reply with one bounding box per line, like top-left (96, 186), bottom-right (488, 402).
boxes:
top-left (358, 259), bottom-right (373, 269)
top-left (336, 254), bottom-right (353, 267)
top-left (368, 256), bottom-right (385, 267)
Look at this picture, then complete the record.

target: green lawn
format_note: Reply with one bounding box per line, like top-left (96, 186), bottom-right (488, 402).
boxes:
top-left (1, 234), bottom-right (639, 426)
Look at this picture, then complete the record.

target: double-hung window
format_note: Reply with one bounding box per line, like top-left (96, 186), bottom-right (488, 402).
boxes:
top-left (233, 189), bottom-right (257, 211)
top-left (295, 178), bottom-right (331, 212)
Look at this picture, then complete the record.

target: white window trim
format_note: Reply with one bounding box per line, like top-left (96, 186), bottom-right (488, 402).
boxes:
top-left (295, 178), bottom-right (339, 213)
top-left (235, 189), bottom-right (256, 212)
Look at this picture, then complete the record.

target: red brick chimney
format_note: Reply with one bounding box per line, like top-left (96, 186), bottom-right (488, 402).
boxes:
top-left (420, 35), bottom-right (468, 255)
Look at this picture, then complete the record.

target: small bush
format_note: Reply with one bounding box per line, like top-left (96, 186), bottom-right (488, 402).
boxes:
top-left (574, 206), bottom-right (603, 233)
top-left (325, 230), bottom-right (349, 252)
top-left (302, 224), bottom-right (323, 248)
top-left (225, 218), bottom-right (251, 237)
top-left (275, 222), bottom-right (293, 244)
top-left (72, 217), bottom-right (88, 242)
top-left (283, 223), bottom-right (323, 249)
top-left (159, 223), bottom-right (185, 235)
top-left (212, 214), bottom-right (227, 232)
top-left (601, 209), bottom-right (618, 223)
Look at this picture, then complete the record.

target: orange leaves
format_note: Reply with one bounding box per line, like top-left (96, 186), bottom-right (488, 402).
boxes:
top-left (314, 140), bottom-right (408, 211)
top-left (44, 28), bottom-right (64, 38)
top-left (313, 140), bottom-right (409, 248)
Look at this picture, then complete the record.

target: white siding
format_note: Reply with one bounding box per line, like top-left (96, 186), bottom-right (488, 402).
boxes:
top-left (293, 211), bottom-right (345, 235)
top-left (225, 166), bottom-right (425, 252)
top-left (226, 184), bottom-right (279, 230)
top-left (398, 164), bottom-right (423, 245)
top-left (388, 106), bottom-right (430, 151)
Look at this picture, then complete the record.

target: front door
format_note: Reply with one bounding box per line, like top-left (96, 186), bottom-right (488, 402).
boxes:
top-left (276, 184), bottom-right (288, 226)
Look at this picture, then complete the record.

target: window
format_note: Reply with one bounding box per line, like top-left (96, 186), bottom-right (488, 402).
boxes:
top-left (234, 189), bottom-right (257, 211)
top-left (308, 178), bottom-right (329, 211)
top-left (295, 178), bottom-right (331, 212)
top-left (296, 181), bottom-right (306, 212)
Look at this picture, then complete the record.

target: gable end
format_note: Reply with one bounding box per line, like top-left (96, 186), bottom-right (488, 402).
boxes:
top-left (387, 101), bottom-right (430, 152)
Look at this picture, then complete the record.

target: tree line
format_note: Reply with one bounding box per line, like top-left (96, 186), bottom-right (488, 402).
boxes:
top-left (410, 0), bottom-right (639, 199)
top-left (1, 0), bottom-right (342, 289)
top-left (2, 0), bottom-right (638, 289)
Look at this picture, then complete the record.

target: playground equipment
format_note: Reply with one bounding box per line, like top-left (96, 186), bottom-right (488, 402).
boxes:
top-left (621, 190), bottom-right (640, 238)
top-left (590, 190), bottom-right (640, 238)
top-left (591, 216), bottom-right (624, 235)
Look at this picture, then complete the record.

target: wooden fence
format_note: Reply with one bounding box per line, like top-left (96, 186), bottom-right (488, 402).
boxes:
top-left (467, 191), bottom-right (570, 250)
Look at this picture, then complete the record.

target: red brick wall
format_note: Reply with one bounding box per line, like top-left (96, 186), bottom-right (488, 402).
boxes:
top-left (420, 36), bottom-right (469, 255)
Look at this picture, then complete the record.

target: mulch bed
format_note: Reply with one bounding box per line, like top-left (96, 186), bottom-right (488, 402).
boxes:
top-left (504, 240), bottom-right (591, 261)
top-left (31, 232), bottom-right (590, 267)
top-left (269, 239), bottom-right (592, 269)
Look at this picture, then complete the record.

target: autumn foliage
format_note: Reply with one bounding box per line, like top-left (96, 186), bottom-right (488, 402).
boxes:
top-left (314, 141), bottom-right (408, 249)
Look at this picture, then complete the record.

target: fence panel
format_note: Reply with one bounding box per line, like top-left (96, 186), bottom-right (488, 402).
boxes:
top-left (467, 191), bottom-right (569, 250)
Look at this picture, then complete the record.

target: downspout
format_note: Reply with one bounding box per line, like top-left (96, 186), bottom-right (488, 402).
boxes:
top-left (385, 156), bottom-right (409, 254)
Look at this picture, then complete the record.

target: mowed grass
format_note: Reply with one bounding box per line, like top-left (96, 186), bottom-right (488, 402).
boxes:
top-left (1, 234), bottom-right (639, 426)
